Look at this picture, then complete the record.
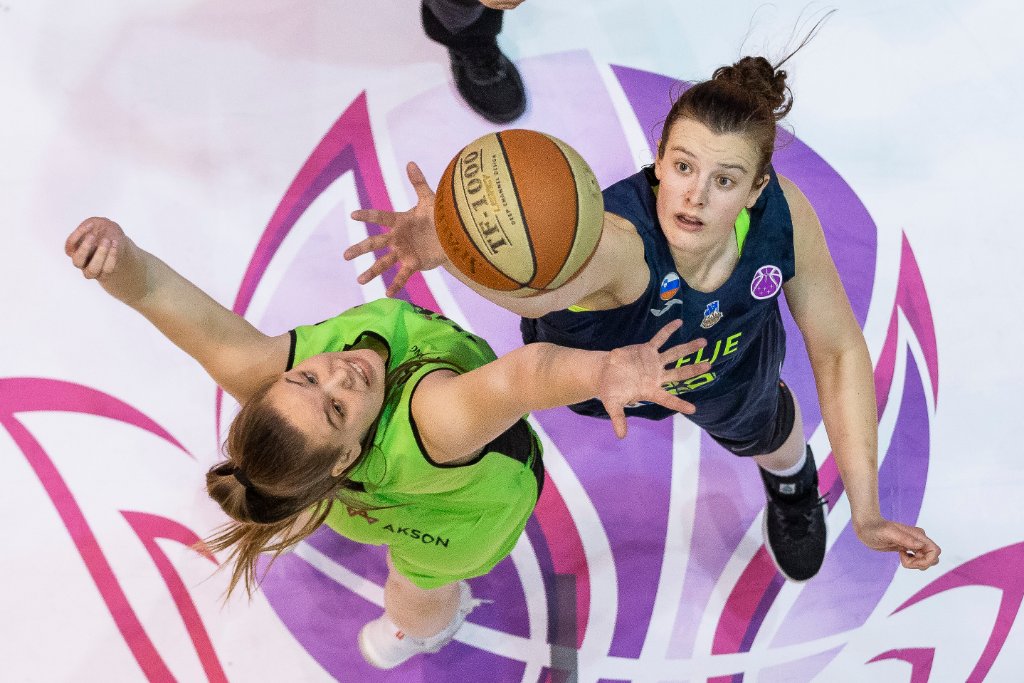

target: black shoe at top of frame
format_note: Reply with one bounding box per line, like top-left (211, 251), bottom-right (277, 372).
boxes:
top-left (759, 450), bottom-right (828, 583)
top-left (448, 44), bottom-right (526, 124)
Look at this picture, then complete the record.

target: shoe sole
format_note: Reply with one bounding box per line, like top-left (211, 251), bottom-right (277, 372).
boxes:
top-left (358, 625), bottom-right (395, 670)
top-left (761, 510), bottom-right (827, 584)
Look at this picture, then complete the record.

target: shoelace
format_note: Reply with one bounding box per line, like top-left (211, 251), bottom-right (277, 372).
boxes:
top-left (773, 494), bottom-right (829, 542)
top-left (454, 51), bottom-right (507, 85)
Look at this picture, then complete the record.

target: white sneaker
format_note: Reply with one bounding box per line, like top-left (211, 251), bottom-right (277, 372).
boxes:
top-left (358, 581), bottom-right (485, 669)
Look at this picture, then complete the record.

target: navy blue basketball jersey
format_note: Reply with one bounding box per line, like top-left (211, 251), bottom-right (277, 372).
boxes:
top-left (521, 166), bottom-right (796, 435)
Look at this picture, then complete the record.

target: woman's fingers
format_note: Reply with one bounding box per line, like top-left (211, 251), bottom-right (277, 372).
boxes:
top-left (658, 339), bottom-right (706, 364)
top-left (357, 251), bottom-right (399, 285)
top-left (65, 220), bottom-right (94, 255)
top-left (344, 232), bottom-right (392, 260)
top-left (100, 241), bottom-right (119, 278)
top-left (407, 162), bottom-right (434, 201)
top-left (386, 265), bottom-right (415, 297)
top-left (648, 318), bottom-right (682, 348)
top-left (71, 233), bottom-right (98, 270)
top-left (664, 361), bottom-right (711, 383)
top-left (648, 391), bottom-right (697, 415)
top-left (350, 208), bottom-right (398, 227)
top-left (606, 404), bottom-right (628, 439)
top-left (83, 238), bottom-right (113, 279)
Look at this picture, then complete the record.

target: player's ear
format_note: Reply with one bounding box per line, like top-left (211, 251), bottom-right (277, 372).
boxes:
top-left (332, 445), bottom-right (360, 477)
top-left (746, 174), bottom-right (770, 208)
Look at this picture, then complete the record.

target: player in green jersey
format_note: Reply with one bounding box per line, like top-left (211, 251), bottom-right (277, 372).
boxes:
top-left (65, 216), bottom-right (711, 669)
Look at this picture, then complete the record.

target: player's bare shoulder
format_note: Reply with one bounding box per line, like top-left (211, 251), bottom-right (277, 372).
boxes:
top-left (571, 211), bottom-right (648, 311)
top-left (777, 174), bottom-right (821, 239)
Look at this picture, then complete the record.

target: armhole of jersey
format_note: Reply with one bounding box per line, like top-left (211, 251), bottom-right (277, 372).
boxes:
top-left (406, 368), bottom-right (488, 469)
top-left (735, 208), bottom-right (751, 257)
top-left (571, 172), bottom-right (657, 315)
top-left (286, 329), bottom-right (297, 370)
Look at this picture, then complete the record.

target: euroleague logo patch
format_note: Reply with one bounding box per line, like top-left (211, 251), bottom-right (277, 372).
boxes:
top-left (659, 272), bottom-right (681, 300)
top-left (750, 265), bottom-right (783, 300)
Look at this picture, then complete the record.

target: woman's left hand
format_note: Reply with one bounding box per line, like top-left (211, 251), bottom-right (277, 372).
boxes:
top-left (855, 516), bottom-right (941, 570)
top-left (597, 319), bottom-right (711, 438)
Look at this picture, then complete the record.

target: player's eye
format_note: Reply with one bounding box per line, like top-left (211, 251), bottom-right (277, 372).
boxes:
top-left (304, 372), bottom-right (317, 385)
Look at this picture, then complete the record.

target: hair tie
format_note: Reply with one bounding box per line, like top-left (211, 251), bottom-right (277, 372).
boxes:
top-left (232, 468), bottom-right (254, 489)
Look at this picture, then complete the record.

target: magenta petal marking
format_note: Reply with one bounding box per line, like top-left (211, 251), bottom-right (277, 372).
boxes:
top-left (0, 377), bottom-right (191, 681)
top-left (896, 234), bottom-right (939, 402)
top-left (875, 310), bottom-right (900, 418)
top-left (231, 91), bottom-right (436, 318)
top-left (122, 512), bottom-right (225, 683)
top-left (867, 648), bottom-right (935, 683)
top-left (0, 377), bottom-right (189, 455)
top-left (892, 542), bottom-right (1024, 682)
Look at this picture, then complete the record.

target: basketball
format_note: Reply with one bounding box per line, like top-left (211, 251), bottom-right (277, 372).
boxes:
top-left (433, 129), bottom-right (604, 295)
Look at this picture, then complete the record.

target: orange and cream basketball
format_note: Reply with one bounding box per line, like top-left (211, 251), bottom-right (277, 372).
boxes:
top-left (434, 129), bottom-right (604, 295)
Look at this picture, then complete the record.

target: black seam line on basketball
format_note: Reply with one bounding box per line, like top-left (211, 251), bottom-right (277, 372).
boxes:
top-left (547, 139), bottom-right (580, 287)
top-left (495, 131), bottom-right (538, 286)
top-left (454, 148), bottom-right (526, 287)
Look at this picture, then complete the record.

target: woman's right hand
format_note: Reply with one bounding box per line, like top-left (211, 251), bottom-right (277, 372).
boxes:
top-left (597, 319), bottom-right (711, 438)
top-left (346, 162), bottom-right (447, 297)
top-left (65, 217), bottom-right (129, 281)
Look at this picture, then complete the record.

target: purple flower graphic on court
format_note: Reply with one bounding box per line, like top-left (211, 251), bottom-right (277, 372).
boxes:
top-left (229, 54), bottom-right (974, 681)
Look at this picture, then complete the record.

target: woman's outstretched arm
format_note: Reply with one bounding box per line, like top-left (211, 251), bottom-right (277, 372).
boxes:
top-left (65, 217), bottom-right (288, 403)
top-left (346, 162), bottom-right (646, 317)
top-left (779, 178), bottom-right (940, 570)
top-left (412, 320), bottom-right (710, 463)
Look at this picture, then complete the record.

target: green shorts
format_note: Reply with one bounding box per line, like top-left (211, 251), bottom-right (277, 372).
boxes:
top-left (324, 452), bottom-right (542, 589)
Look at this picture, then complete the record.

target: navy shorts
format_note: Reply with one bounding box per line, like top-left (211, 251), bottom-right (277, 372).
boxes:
top-left (563, 378), bottom-right (797, 458)
top-left (702, 380), bottom-right (796, 457)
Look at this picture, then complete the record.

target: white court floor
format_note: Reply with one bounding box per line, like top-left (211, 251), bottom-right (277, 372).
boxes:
top-left (2, 1), bottom-right (1022, 681)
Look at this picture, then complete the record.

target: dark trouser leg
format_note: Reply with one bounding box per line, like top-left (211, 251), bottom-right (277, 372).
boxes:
top-left (422, 0), bottom-right (503, 49)
top-left (421, 0), bottom-right (525, 123)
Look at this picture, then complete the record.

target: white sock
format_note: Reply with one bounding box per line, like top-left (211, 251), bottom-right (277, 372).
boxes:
top-left (761, 447), bottom-right (807, 478)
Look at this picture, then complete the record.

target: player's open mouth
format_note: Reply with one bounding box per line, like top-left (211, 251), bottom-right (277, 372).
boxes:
top-left (347, 359), bottom-right (371, 387)
top-left (675, 213), bottom-right (704, 230)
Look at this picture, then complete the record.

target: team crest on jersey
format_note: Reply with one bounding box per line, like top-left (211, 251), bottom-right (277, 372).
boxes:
top-left (659, 272), bottom-right (681, 300)
top-left (700, 301), bottom-right (723, 329)
top-left (750, 264), bottom-right (783, 300)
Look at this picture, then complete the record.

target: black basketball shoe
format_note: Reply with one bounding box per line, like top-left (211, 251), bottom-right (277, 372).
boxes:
top-left (448, 43), bottom-right (526, 124)
top-left (759, 447), bottom-right (828, 582)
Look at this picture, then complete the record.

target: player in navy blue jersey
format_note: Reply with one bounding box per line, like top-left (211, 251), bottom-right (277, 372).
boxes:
top-left (346, 53), bottom-right (940, 582)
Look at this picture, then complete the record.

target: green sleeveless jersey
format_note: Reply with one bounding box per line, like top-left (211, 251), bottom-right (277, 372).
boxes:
top-left (288, 298), bottom-right (542, 589)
